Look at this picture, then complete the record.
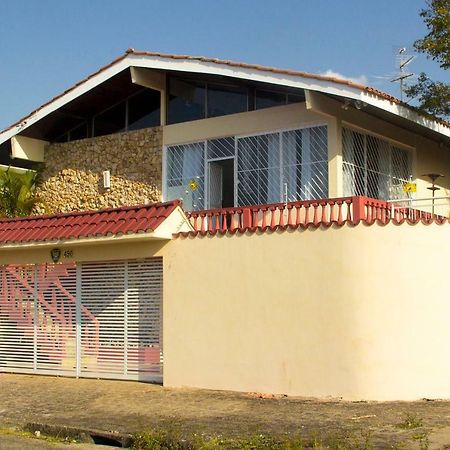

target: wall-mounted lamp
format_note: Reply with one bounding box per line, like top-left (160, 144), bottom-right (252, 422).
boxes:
top-left (341, 99), bottom-right (367, 111)
top-left (102, 170), bottom-right (111, 190)
top-left (341, 99), bottom-right (351, 110)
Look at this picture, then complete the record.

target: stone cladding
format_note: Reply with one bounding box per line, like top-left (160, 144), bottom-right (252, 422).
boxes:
top-left (34, 127), bottom-right (162, 214)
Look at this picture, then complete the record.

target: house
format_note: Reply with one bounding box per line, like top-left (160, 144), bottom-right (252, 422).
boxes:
top-left (0, 50), bottom-right (449, 400)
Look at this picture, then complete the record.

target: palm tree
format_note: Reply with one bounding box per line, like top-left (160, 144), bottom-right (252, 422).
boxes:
top-left (0, 167), bottom-right (41, 218)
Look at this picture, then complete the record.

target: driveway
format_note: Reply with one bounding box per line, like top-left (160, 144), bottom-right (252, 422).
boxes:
top-left (1, 374), bottom-right (450, 448)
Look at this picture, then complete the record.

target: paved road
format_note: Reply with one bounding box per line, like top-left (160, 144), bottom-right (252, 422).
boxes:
top-left (0, 434), bottom-right (118, 450)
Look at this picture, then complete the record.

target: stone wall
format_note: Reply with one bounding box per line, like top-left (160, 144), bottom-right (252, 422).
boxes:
top-left (34, 127), bottom-right (162, 214)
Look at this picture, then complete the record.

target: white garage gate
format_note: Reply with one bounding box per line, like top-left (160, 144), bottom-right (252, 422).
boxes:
top-left (0, 257), bottom-right (163, 381)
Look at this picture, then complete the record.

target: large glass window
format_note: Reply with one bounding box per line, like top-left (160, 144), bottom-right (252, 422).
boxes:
top-left (281, 127), bottom-right (328, 201)
top-left (236, 127), bottom-right (328, 205)
top-left (255, 90), bottom-right (286, 110)
top-left (167, 76), bottom-right (306, 125)
top-left (207, 84), bottom-right (248, 118)
top-left (342, 128), bottom-right (412, 200)
top-left (166, 125), bottom-right (328, 210)
top-left (93, 102), bottom-right (126, 137)
top-left (237, 133), bottom-right (281, 205)
top-left (168, 79), bottom-right (206, 124)
top-left (69, 122), bottom-right (88, 141)
top-left (128, 89), bottom-right (160, 131)
top-left (91, 89), bottom-right (162, 138)
top-left (166, 142), bottom-right (205, 210)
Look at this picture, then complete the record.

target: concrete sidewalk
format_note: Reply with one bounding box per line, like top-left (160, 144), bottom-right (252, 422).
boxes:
top-left (1, 374), bottom-right (450, 448)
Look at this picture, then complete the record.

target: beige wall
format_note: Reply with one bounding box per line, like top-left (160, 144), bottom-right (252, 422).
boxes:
top-left (163, 223), bottom-right (450, 401)
top-left (163, 103), bottom-right (328, 146)
top-left (35, 127), bottom-right (163, 214)
top-left (0, 240), bottom-right (166, 265)
top-left (1, 220), bottom-right (450, 400)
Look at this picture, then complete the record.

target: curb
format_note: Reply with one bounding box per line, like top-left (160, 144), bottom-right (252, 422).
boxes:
top-left (24, 422), bottom-right (133, 448)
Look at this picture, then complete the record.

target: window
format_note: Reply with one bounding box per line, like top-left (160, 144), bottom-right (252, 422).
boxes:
top-left (166, 142), bottom-right (205, 210)
top-left (287, 93), bottom-right (305, 104)
top-left (255, 90), bottom-right (286, 109)
top-left (342, 128), bottom-right (412, 200)
top-left (128, 89), bottom-right (160, 131)
top-left (51, 88), bottom-right (161, 143)
top-left (166, 125), bottom-right (328, 210)
top-left (207, 84), bottom-right (248, 117)
top-left (93, 102), bottom-right (126, 137)
top-left (237, 127), bottom-right (328, 205)
top-left (281, 127), bottom-right (328, 201)
top-left (69, 123), bottom-right (88, 141)
top-left (237, 133), bottom-right (281, 205)
top-left (167, 76), bottom-right (306, 125)
top-left (168, 79), bottom-right (206, 124)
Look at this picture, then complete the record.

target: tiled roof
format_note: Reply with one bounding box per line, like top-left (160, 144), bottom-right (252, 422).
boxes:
top-left (127, 50), bottom-right (401, 105)
top-left (0, 200), bottom-right (181, 245)
top-left (1, 49), bottom-right (449, 137)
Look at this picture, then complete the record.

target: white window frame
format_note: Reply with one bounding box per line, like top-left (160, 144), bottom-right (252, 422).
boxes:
top-left (162, 121), bottom-right (329, 208)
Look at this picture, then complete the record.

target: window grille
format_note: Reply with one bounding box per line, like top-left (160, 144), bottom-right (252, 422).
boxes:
top-left (166, 142), bottom-right (205, 210)
top-left (342, 128), bottom-right (412, 200)
top-left (166, 125), bottom-right (329, 209)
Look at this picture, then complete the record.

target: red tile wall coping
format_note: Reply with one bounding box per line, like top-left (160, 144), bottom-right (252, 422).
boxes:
top-left (0, 200), bottom-right (181, 244)
top-left (178, 196), bottom-right (450, 237)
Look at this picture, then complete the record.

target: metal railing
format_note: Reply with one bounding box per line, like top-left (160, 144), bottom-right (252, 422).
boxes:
top-left (386, 196), bottom-right (450, 220)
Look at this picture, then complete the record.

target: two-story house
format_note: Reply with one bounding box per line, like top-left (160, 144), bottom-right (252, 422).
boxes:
top-left (0, 50), bottom-right (449, 400)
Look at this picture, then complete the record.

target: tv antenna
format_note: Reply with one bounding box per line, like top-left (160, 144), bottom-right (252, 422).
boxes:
top-left (390, 47), bottom-right (415, 102)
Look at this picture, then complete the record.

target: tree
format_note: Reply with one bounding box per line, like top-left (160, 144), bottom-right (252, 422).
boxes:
top-left (0, 168), bottom-right (41, 218)
top-left (405, 0), bottom-right (450, 119)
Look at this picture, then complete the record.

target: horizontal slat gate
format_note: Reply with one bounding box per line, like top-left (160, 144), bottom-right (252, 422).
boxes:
top-left (0, 265), bottom-right (36, 371)
top-left (0, 258), bottom-right (163, 381)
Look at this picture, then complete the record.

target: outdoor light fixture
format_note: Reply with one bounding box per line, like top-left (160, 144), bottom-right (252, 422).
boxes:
top-left (103, 170), bottom-right (111, 190)
top-left (341, 99), bottom-right (367, 110)
top-left (341, 99), bottom-right (351, 110)
top-left (422, 173), bottom-right (444, 215)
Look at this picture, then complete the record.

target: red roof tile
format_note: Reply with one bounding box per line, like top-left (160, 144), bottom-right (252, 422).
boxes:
top-left (0, 200), bottom-right (181, 245)
top-left (1, 49), bottom-right (448, 138)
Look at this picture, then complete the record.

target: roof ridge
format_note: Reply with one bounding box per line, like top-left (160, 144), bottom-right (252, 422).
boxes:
top-left (126, 49), bottom-right (450, 128)
top-left (1, 49), bottom-right (449, 139)
top-left (0, 199), bottom-right (181, 224)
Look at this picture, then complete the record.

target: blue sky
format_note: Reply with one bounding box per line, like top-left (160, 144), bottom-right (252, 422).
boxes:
top-left (0, 0), bottom-right (448, 130)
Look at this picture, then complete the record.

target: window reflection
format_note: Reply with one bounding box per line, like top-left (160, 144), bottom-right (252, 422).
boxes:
top-left (168, 79), bottom-right (206, 124)
top-left (128, 90), bottom-right (160, 131)
top-left (93, 102), bottom-right (126, 137)
top-left (207, 84), bottom-right (247, 117)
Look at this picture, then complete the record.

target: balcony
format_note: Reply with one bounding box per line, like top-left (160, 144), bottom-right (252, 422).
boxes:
top-left (184, 196), bottom-right (449, 235)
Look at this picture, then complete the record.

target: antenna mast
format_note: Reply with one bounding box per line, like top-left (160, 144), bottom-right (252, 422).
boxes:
top-left (391, 47), bottom-right (415, 102)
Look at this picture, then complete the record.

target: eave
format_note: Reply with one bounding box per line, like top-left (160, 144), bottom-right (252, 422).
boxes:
top-left (1, 49), bottom-right (449, 147)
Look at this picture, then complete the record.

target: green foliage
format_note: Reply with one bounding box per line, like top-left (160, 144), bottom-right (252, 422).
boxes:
top-left (415, 0), bottom-right (450, 69)
top-left (412, 432), bottom-right (430, 450)
top-left (405, 73), bottom-right (450, 117)
top-left (406, 0), bottom-right (450, 119)
top-left (0, 167), bottom-right (41, 218)
top-left (131, 430), bottom-right (376, 450)
top-left (396, 413), bottom-right (424, 430)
